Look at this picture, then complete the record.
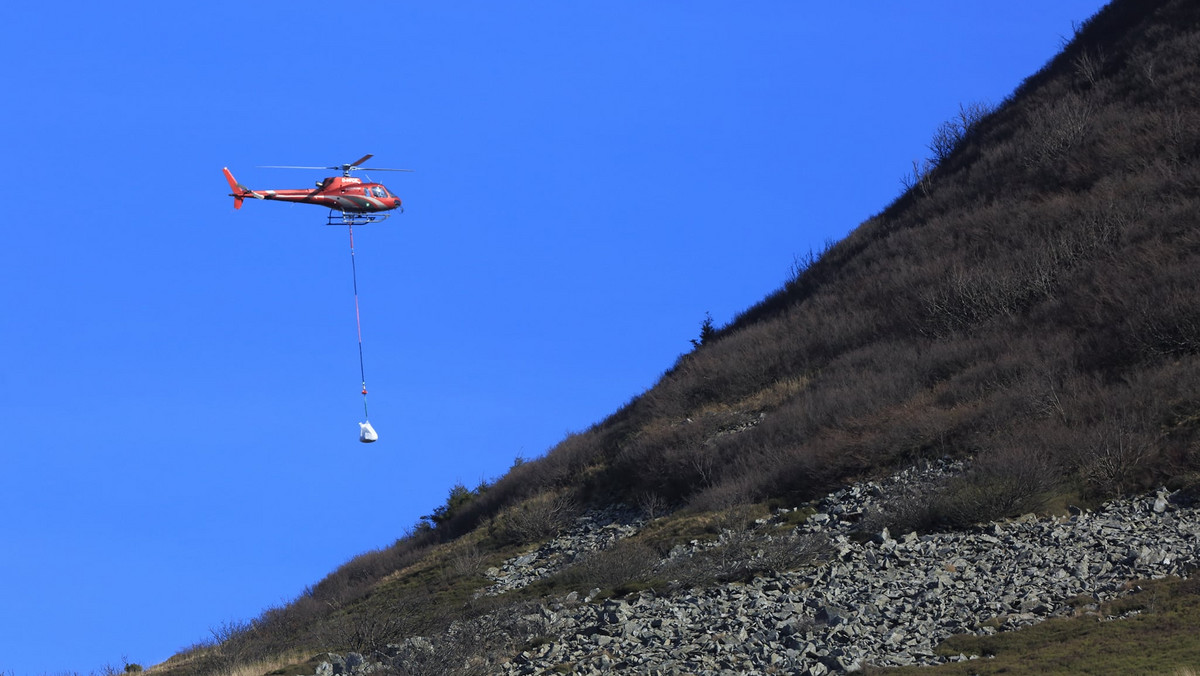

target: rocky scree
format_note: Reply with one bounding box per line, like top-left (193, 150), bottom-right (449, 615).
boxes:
top-left (310, 462), bottom-right (1200, 675)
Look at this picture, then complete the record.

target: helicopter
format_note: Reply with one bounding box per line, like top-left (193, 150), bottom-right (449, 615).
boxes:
top-left (223, 154), bottom-right (410, 442)
top-left (223, 154), bottom-right (409, 225)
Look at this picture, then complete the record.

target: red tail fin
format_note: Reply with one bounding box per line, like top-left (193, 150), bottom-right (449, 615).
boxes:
top-left (223, 167), bottom-right (251, 209)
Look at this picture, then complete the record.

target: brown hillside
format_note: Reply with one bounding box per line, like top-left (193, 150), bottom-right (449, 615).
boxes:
top-left (513, 0), bottom-right (1200, 521)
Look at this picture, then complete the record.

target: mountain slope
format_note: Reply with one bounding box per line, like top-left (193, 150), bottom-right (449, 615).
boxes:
top-left (571, 0), bottom-right (1200, 517)
top-left (152, 0), bottom-right (1200, 672)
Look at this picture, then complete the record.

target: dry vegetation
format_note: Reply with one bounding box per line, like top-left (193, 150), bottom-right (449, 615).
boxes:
top-left (585, 0), bottom-right (1200, 523)
top-left (146, 0), bottom-right (1200, 673)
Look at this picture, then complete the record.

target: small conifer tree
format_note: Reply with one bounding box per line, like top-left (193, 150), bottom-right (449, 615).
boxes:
top-left (691, 312), bottom-right (716, 349)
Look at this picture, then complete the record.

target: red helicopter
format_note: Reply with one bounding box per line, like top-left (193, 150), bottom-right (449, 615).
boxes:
top-left (223, 154), bottom-right (409, 225)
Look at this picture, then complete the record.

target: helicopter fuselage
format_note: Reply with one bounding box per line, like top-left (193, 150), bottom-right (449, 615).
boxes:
top-left (223, 169), bottom-right (402, 214)
top-left (255, 176), bottom-right (401, 213)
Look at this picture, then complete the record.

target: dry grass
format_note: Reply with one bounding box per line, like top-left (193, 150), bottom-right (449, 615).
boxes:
top-left (218, 653), bottom-right (313, 676)
top-left (147, 648), bottom-right (312, 676)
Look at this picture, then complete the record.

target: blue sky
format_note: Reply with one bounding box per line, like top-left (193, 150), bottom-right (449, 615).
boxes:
top-left (2, 2), bottom-right (1108, 672)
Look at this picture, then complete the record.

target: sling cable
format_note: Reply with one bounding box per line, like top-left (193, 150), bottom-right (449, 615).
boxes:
top-left (348, 223), bottom-right (378, 443)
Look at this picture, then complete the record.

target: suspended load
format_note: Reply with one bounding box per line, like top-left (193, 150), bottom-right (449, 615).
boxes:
top-left (359, 421), bottom-right (379, 443)
top-left (224, 155), bottom-right (408, 443)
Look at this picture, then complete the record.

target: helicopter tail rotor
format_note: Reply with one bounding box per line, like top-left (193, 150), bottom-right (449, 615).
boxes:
top-left (223, 167), bottom-right (265, 209)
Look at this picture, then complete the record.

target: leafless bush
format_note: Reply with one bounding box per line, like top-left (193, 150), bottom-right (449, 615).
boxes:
top-left (236, 595), bottom-right (326, 661)
top-left (321, 590), bottom-right (445, 658)
top-left (189, 619), bottom-right (260, 676)
top-left (1073, 47), bottom-right (1105, 87)
top-left (756, 531), bottom-right (831, 574)
top-left (635, 491), bottom-right (669, 520)
top-left (1131, 49), bottom-right (1157, 86)
top-left (666, 530), bottom-right (829, 587)
top-left (935, 455), bottom-right (1057, 528)
top-left (686, 473), bottom-right (760, 513)
top-left (613, 416), bottom-right (726, 503)
top-left (928, 102), bottom-right (994, 166)
top-left (383, 620), bottom-right (519, 676)
top-left (553, 539), bottom-right (663, 593)
top-left (377, 599), bottom-right (563, 676)
top-left (326, 611), bottom-right (411, 656)
top-left (491, 493), bottom-right (579, 546)
top-left (1025, 93), bottom-right (1094, 168)
top-left (901, 158), bottom-right (935, 197)
top-left (921, 264), bottom-right (1035, 334)
top-left (667, 531), bottom-right (757, 586)
top-left (858, 448), bottom-right (1059, 534)
top-left (1079, 419), bottom-right (1153, 495)
top-left (857, 472), bottom-right (952, 537)
top-left (787, 240), bottom-right (836, 286)
top-left (384, 637), bottom-right (493, 676)
top-left (447, 543), bottom-right (487, 579)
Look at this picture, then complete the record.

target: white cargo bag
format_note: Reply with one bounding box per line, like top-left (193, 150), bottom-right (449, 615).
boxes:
top-left (358, 421), bottom-right (378, 443)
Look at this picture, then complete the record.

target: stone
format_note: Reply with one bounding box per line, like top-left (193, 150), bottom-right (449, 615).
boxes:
top-left (1154, 495), bottom-right (1169, 513)
top-left (382, 464), bottom-right (1200, 676)
top-left (814, 605), bottom-right (852, 626)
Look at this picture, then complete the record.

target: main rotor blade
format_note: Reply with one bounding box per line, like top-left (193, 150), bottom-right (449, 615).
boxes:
top-left (255, 159), bottom-right (412, 173)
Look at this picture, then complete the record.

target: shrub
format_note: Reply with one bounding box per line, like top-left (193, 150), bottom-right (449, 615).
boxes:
top-left (859, 447), bottom-right (1062, 534)
top-left (490, 493), bottom-right (578, 546)
top-left (423, 482), bottom-right (489, 530)
top-left (928, 101), bottom-right (994, 166)
top-left (690, 311), bottom-right (717, 349)
top-left (1077, 417), bottom-right (1156, 496)
top-left (663, 525), bottom-right (829, 588)
top-left (550, 538), bottom-right (663, 595)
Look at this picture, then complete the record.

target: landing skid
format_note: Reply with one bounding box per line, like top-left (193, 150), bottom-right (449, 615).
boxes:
top-left (326, 210), bottom-right (393, 226)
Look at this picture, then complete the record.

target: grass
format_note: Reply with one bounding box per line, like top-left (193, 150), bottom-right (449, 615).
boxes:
top-left (868, 577), bottom-right (1200, 675)
top-left (259, 654), bottom-right (332, 676)
top-left (352, 529), bottom-right (515, 623)
top-left (147, 650), bottom-right (315, 676)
